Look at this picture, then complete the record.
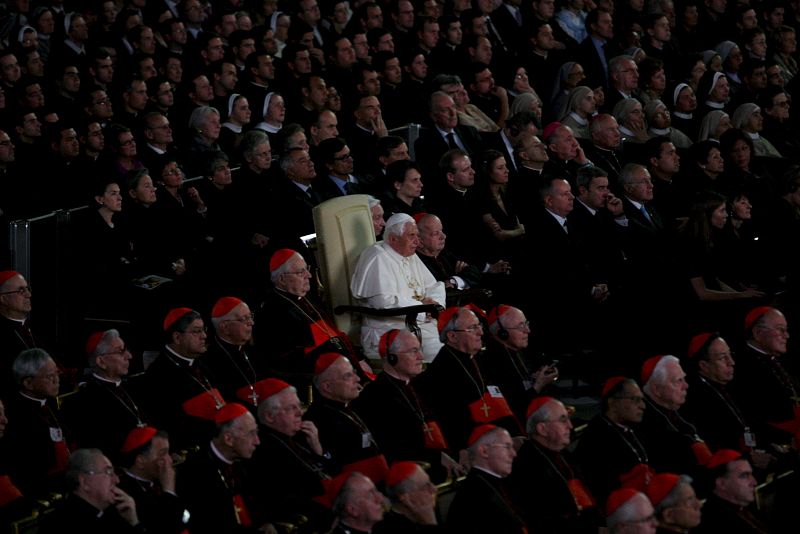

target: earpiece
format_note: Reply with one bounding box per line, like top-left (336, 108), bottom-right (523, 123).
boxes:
top-left (387, 352), bottom-right (398, 366)
top-left (496, 318), bottom-right (509, 341)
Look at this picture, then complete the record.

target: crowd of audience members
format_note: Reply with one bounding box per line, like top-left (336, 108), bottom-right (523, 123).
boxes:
top-left (1, 0), bottom-right (800, 532)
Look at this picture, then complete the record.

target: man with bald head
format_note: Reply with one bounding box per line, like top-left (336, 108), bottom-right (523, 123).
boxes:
top-left (305, 354), bottom-right (388, 483)
top-left (351, 213), bottom-right (446, 361)
top-left (507, 397), bottom-right (600, 532)
top-left (416, 306), bottom-right (522, 453)
top-left (730, 306), bottom-right (798, 444)
top-left (446, 425), bottom-right (526, 533)
top-left (582, 113), bottom-right (623, 184)
top-left (201, 296), bottom-right (262, 407)
top-left (541, 122), bottom-right (592, 186)
top-left (245, 379), bottom-right (331, 529)
top-left (353, 329), bottom-right (458, 480)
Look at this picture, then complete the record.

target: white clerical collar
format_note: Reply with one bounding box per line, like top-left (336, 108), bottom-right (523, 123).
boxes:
top-left (705, 100), bottom-right (725, 109)
top-left (165, 345), bottom-right (196, 366)
top-left (673, 111), bottom-right (692, 119)
top-left (569, 112), bottom-right (588, 125)
top-left (746, 131), bottom-right (760, 140)
top-left (210, 441), bottom-right (234, 465)
top-left (223, 122), bottom-right (243, 133)
top-left (649, 127), bottom-right (670, 135)
top-left (92, 373), bottom-right (122, 387)
top-left (384, 366), bottom-right (410, 384)
top-left (20, 391), bottom-right (46, 406)
top-left (255, 121), bottom-right (280, 133)
top-left (473, 465), bottom-right (504, 479)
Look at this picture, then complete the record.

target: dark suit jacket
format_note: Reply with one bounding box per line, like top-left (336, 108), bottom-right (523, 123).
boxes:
top-left (576, 37), bottom-right (620, 91)
top-left (413, 124), bottom-right (483, 193)
top-left (266, 176), bottom-right (320, 250)
top-left (446, 469), bottom-right (527, 534)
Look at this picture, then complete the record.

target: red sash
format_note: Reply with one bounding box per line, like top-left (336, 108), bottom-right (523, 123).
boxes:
top-left (468, 392), bottom-right (513, 423)
top-left (691, 441), bottom-right (712, 465)
top-left (423, 421), bottom-right (448, 450)
top-left (232, 494), bottom-right (252, 526)
top-left (49, 435), bottom-right (70, 475)
top-left (341, 454), bottom-right (389, 484)
top-left (0, 475), bottom-right (23, 506)
top-left (566, 479), bottom-right (596, 510)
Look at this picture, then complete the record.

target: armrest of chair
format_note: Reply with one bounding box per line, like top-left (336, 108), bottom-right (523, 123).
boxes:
top-left (334, 303), bottom-right (444, 337)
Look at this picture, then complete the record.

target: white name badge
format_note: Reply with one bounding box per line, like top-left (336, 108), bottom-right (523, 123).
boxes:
top-left (49, 427), bottom-right (63, 442)
top-left (487, 385), bottom-right (504, 398)
top-left (361, 432), bottom-right (372, 448)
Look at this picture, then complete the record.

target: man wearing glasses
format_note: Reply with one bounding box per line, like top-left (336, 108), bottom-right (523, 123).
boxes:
top-left (64, 330), bottom-right (151, 462)
top-left (0, 271), bottom-right (35, 382)
top-left (731, 306), bottom-right (798, 445)
top-left (39, 448), bottom-right (142, 533)
top-left (416, 306), bottom-right (522, 454)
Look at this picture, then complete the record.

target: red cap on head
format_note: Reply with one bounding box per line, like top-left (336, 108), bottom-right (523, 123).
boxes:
top-left (619, 463), bottom-right (656, 491)
top-left (182, 390), bottom-right (225, 420)
top-left (467, 424), bottom-right (499, 447)
top-left (601, 376), bottom-right (627, 399)
top-left (437, 306), bottom-right (462, 333)
top-left (163, 307), bottom-right (194, 331)
top-left (212, 297), bottom-right (244, 319)
top-left (526, 396), bottom-right (556, 420)
top-left (542, 121), bottom-right (563, 141)
top-left (315, 352), bottom-right (344, 376)
top-left (121, 426), bottom-right (158, 453)
top-left (214, 402), bottom-right (249, 425)
top-left (0, 270), bottom-right (21, 287)
top-left (641, 355), bottom-right (666, 385)
top-left (687, 332), bottom-right (715, 359)
top-left (316, 472), bottom-right (352, 509)
top-left (606, 487), bottom-right (640, 517)
top-left (270, 249), bottom-right (298, 272)
top-left (412, 212), bottom-right (428, 224)
top-left (705, 449), bottom-right (742, 469)
top-left (386, 461), bottom-right (420, 488)
top-left (379, 329), bottom-right (402, 359)
top-left (645, 473), bottom-right (681, 507)
top-left (463, 303), bottom-right (487, 322)
top-left (744, 306), bottom-right (772, 331)
top-left (487, 305), bottom-right (511, 326)
top-left (86, 331), bottom-right (106, 355)
top-left (238, 378), bottom-right (292, 404)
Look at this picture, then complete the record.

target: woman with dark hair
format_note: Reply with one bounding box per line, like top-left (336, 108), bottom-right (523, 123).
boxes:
top-left (718, 128), bottom-right (779, 215)
top-left (636, 57), bottom-right (666, 106)
top-left (675, 140), bottom-right (725, 200)
top-left (676, 191), bottom-right (764, 333)
top-left (477, 149), bottom-right (526, 264)
top-left (103, 123), bottom-right (145, 181)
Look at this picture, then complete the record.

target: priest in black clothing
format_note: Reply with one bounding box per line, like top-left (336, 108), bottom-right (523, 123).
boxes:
top-left (117, 427), bottom-right (188, 534)
top-left (64, 330), bottom-right (150, 461)
top-left (445, 425), bottom-right (527, 534)
top-left (38, 448), bottom-right (142, 534)
top-left (352, 329), bottom-right (460, 482)
top-left (506, 397), bottom-right (600, 534)
top-left (177, 402), bottom-right (263, 534)
top-left (245, 378), bottom-right (332, 530)
top-left (415, 306), bottom-right (523, 454)
top-left (135, 308), bottom-right (224, 451)
top-left (304, 354), bottom-right (388, 483)
top-left (202, 297), bottom-right (262, 408)
top-left (0, 271), bottom-right (40, 392)
top-left (478, 305), bottom-right (559, 422)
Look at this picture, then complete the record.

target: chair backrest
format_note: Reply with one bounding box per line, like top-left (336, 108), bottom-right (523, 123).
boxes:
top-left (313, 195), bottom-right (375, 340)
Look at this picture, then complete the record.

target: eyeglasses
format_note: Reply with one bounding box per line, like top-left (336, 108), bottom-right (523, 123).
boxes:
top-left (84, 466), bottom-right (116, 477)
top-left (505, 321), bottom-right (530, 331)
top-left (283, 266), bottom-right (311, 276)
top-left (0, 286), bottom-right (31, 296)
top-left (543, 414), bottom-right (571, 423)
top-left (452, 324), bottom-right (483, 333)
top-left (761, 325), bottom-right (789, 336)
top-left (614, 395), bottom-right (646, 404)
top-left (100, 346), bottom-right (130, 357)
top-left (163, 167), bottom-right (183, 176)
top-left (183, 327), bottom-right (207, 335)
top-left (226, 314), bottom-right (256, 324)
top-left (490, 442), bottom-right (514, 451)
top-left (333, 152), bottom-right (353, 161)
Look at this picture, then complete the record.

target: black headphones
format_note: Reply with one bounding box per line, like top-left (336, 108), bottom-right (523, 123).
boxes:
top-left (381, 329), bottom-right (400, 366)
top-left (496, 318), bottom-right (509, 341)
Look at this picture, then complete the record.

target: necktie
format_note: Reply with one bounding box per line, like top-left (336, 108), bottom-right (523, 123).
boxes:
top-left (446, 132), bottom-right (459, 150)
top-left (344, 181), bottom-right (357, 195)
top-left (563, 220), bottom-right (569, 234)
top-left (307, 186), bottom-right (320, 204)
top-left (640, 205), bottom-right (653, 225)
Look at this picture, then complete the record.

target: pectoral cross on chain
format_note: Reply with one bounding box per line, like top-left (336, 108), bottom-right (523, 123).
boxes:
top-left (480, 401), bottom-right (491, 418)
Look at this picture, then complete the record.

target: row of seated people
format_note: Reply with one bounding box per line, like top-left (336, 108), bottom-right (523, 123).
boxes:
top-left (0, 250), bottom-right (798, 532)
